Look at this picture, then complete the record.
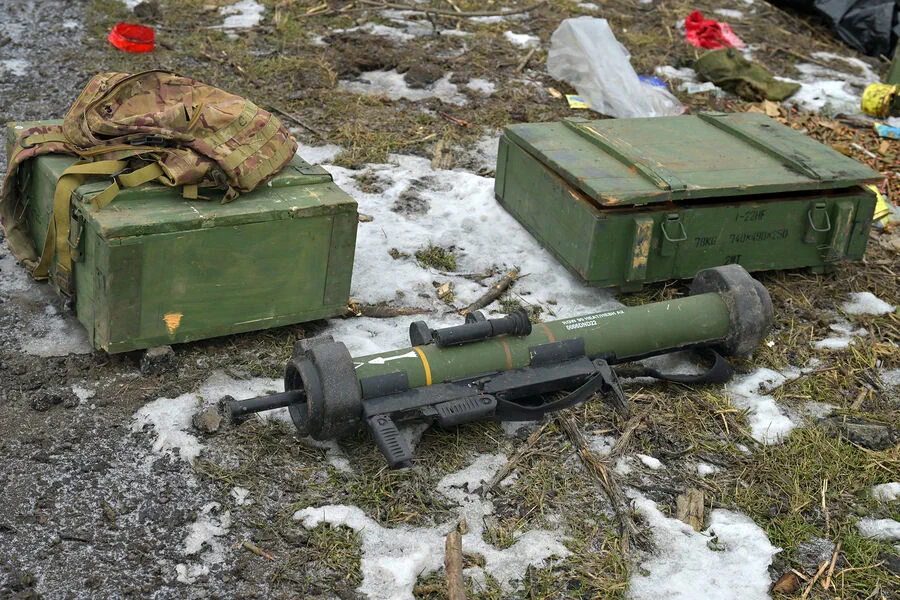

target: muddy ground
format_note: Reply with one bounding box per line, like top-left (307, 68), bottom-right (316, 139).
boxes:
top-left (1, 0), bottom-right (899, 599)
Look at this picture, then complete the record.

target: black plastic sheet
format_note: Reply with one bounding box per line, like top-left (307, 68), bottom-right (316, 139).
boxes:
top-left (768, 0), bottom-right (900, 57)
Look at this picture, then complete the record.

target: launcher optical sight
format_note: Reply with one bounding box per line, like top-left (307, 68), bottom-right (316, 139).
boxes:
top-left (228, 265), bottom-right (773, 467)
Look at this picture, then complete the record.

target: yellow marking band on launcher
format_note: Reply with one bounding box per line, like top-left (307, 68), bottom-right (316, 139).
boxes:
top-left (500, 338), bottom-right (513, 370)
top-left (413, 346), bottom-right (433, 386)
top-left (539, 323), bottom-right (555, 342)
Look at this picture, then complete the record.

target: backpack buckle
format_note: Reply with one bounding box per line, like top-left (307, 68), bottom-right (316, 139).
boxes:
top-left (110, 166), bottom-right (134, 187)
top-left (129, 135), bottom-right (166, 146)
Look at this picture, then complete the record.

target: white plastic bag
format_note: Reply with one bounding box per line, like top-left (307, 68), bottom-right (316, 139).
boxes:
top-left (547, 17), bottom-right (683, 118)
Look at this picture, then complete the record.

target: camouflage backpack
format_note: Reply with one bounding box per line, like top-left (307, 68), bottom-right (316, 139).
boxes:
top-left (1, 70), bottom-right (298, 292)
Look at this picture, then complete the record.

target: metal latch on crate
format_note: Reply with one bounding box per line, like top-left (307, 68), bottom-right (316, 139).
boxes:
top-left (804, 201), bottom-right (831, 243)
top-left (660, 213), bottom-right (687, 257)
top-left (67, 212), bottom-right (84, 263)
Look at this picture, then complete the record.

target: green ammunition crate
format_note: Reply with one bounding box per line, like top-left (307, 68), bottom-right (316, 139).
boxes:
top-left (6, 121), bottom-right (358, 353)
top-left (495, 113), bottom-right (882, 291)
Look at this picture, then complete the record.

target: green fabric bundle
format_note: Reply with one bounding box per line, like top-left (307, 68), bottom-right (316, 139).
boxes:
top-left (694, 49), bottom-right (801, 102)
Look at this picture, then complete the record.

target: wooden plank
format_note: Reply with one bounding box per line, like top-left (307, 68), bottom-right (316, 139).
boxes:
top-left (676, 488), bottom-right (705, 531)
top-left (323, 212), bottom-right (359, 306)
top-left (697, 112), bottom-right (823, 180)
top-left (105, 243), bottom-right (143, 346)
top-left (563, 118), bottom-right (687, 192)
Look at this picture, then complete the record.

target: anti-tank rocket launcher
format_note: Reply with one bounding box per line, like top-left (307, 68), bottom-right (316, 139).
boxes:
top-left (228, 265), bottom-right (774, 468)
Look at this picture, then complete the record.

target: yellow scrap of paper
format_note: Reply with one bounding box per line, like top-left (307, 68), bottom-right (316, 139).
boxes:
top-left (566, 94), bottom-right (592, 109)
top-left (869, 185), bottom-right (893, 224)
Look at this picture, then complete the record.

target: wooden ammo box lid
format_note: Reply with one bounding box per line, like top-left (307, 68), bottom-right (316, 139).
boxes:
top-left (71, 155), bottom-right (351, 237)
top-left (502, 113), bottom-right (882, 207)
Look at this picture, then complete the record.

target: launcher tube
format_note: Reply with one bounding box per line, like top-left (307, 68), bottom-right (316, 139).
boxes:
top-left (351, 293), bottom-right (732, 388)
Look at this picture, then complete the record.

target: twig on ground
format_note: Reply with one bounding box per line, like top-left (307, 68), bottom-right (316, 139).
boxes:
top-left (763, 367), bottom-right (837, 395)
top-left (801, 561), bottom-right (829, 599)
top-left (557, 413), bottom-right (642, 552)
top-left (268, 106), bottom-right (327, 140)
top-left (440, 269), bottom-right (496, 281)
top-left (345, 302), bottom-right (429, 318)
top-left (357, 0), bottom-right (546, 17)
top-left (515, 48), bottom-right (537, 73)
top-left (445, 527), bottom-right (466, 600)
top-left (821, 541), bottom-right (841, 591)
top-left (460, 269), bottom-right (519, 315)
top-left (242, 540), bottom-right (275, 560)
top-left (608, 400), bottom-right (656, 459)
top-left (439, 112), bottom-right (471, 127)
top-left (482, 420), bottom-right (552, 494)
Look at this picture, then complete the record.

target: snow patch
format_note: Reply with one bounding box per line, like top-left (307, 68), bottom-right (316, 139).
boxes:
top-left (340, 70), bottom-right (467, 105)
top-left (637, 454), bottom-right (664, 470)
top-left (328, 14), bottom-right (436, 42)
top-left (503, 31), bottom-right (539, 47)
top-left (463, 134), bottom-right (501, 173)
top-left (714, 8), bottom-right (743, 19)
top-left (857, 518), bottom-right (900, 541)
top-left (0, 244), bottom-right (94, 357)
top-left (872, 483), bottom-right (900, 503)
top-left (577, 2), bottom-right (599, 9)
top-left (587, 434), bottom-right (615, 456)
top-left (629, 493), bottom-right (780, 600)
top-left (231, 487), bottom-right (252, 506)
top-left (20, 303), bottom-right (94, 357)
top-left (294, 454), bottom-right (568, 599)
top-left (296, 142), bottom-right (342, 165)
top-left (500, 421), bottom-right (538, 437)
top-left (654, 66), bottom-right (697, 85)
top-left (301, 437), bottom-right (355, 473)
top-left (132, 371), bottom-right (282, 463)
top-left (697, 462), bottom-right (722, 477)
top-left (882, 369), bottom-right (900, 388)
top-left (217, 0), bottom-right (265, 29)
top-left (175, 563), bottom-right (209, 585)
top-left (782, 53), bottom-right (878, 114)
top-left (184, 503), bottom-right (232, 555)
top-left (726, 368), bottom-right (799, 443)
top-left (813, 320), bottom-right (867, 350)
top-left (466, 78), bottom-right (496, 94)
top-left (801, 401), bottom-right (835, 419)
top-left (615, 456), bottom-right (632, 475)
top-left (71, 384), bottom-right (96, 405)
top-left (177, 502), bottom-right (232, 583)
top-left (842, 292), bottom-right (895, 316)
top-left (133, 394), bottom-right (203, 463)
top-left (469, 13), bottom-right (527, 23)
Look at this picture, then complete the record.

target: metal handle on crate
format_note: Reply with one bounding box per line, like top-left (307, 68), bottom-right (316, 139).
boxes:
top-left (807, 204), bottom-right (831, 233)
top-left (661, 214), bottom-right (688, 242)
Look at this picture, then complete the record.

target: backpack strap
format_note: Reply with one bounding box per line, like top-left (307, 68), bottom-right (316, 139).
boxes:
top-left (1, 124), bottom-right (76, 270)
top-left (89, 162), bottom-right (164, 210)
top-left (33, 160), bottom-right (128, 290)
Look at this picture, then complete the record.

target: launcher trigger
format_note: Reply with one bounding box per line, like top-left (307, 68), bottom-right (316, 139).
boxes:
top-left (594, 359), bottom-right (631, 419)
